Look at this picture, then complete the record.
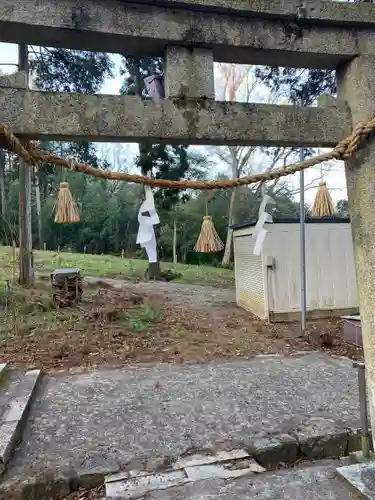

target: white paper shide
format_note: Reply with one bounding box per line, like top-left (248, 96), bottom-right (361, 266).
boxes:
top-left (136, 186), bottom-right (160, 263)
top-left (253, 187), bottom-right (275, 256)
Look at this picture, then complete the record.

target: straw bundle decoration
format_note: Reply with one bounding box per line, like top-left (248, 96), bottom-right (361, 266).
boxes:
top-left (311, 182), bottom-right (335, 217)
top-left (54, 182), bottom-right (80, 224)
top-left (194, 215), bottom-right (224, 253)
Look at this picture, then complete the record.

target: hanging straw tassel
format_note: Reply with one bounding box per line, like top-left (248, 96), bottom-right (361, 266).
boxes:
top-left (54, 182), bottom-right (80, 224)
top-left (194, 216), bottom-right (224, 253)
top-left (311, 182), bottom-right (335, 217)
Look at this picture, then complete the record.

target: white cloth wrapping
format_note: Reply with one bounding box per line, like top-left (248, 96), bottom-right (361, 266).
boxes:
top-left (253, 188), bottom-right (275, 256)
top-left (136, 186), bottom-right (160, 263)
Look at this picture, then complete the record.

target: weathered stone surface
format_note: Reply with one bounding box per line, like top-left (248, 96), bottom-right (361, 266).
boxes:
top-left (5, 353), bottom-right (363, 481)
top-left (105, 469), bottom-right (188, 498)
top-left (184, 462), bottom-right (259, 481)
top-left (337, 462), bottom-right (375, 499)
top-left (106, 470), bottom-right (149, 484)
top-left (0, 88), bottom-right (351, 147)
top-left (164, 46), bottom-right (214, 99)
top-left (0, 0), bottom-right (374, 68)
top-left (137, 460), bottom-right (357, 499)
top-left (134, 0), bottom-right (375, 25)
top-left (0, 369), bottom-right (41, 474)
top-left (0, 421), bottom-right (18, 470)
top-left (71, 455), bottom-right (120, 489)
top-left (105, 456), bottom-right (266, 498)
top-left (248, 434), bottom-right (299, 468)
top-left (172, 449), bottom-right (249, 470)
top-left (0, 72), bottom-right (27, 90)
top-left (292, 416), bottom-right (350, 460)
top-left (316, 94), bottom-right (340, 108)
top-left (0, 364), bottom-right (7, 383)
top-left (337, 56), bottom-right (375, 453)
top-left (145, 456), bottom-right (171, 473)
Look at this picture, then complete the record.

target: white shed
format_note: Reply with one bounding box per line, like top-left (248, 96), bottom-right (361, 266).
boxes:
top-left (232, 217), bottom-right (359, 322)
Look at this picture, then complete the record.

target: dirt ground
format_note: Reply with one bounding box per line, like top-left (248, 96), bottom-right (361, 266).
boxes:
top-left (0, 277), bottom-right (363, 371)
top-left (62, 487), bottom-right (104, 500)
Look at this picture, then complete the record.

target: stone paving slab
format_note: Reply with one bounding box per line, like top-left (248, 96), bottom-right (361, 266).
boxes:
top-left (0, 364), bottom-right (7, 383)
top-left (106, 469), bottom-right (188, 499)
top-left (0, 370), bottom-right (41, 474)
top-left (105, 450), bottom-right (266, 498)
top-left (6, 353), bottom-right (362, 479)
top-left (122, 460), bottom-right (357, 500)
top-left (337, 462), bottom-right (375, 499)
top-left (172, 449), bottom-right (249, 469)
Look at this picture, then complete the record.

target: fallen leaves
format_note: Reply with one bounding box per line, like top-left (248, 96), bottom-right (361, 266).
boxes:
top-left (0, 281), bottom-right (363, 372)
top-left (62, 486), bottom-right (104, 500)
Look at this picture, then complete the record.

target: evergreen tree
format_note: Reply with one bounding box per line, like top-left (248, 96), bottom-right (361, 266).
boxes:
top-left (336, 199), bottom-right (350, 217)
top-left (255, 67), bottom-right (336, 105)
top-left (29, 48), bottom-right (113, 94)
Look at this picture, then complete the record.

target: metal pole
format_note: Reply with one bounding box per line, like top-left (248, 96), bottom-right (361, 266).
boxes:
top-left (300, 148), bottom-right (307, 335)
top-left (353, 361), bottom-right (371, 458)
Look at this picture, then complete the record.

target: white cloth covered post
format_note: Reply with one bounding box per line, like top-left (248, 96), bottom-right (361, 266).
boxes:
top-left (136, 186), bottom-right (160, 263)
top-left (253, 186), bottom-right (275, 256)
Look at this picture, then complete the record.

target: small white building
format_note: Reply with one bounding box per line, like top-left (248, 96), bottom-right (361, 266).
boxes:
top-left (232, 217), bottom-right (359, 322)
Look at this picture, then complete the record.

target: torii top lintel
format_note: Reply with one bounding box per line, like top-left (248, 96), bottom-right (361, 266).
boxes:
top-left (118, 0), bottom-right (375, 26)
top-left (1, 0), bottom-right (375, 68)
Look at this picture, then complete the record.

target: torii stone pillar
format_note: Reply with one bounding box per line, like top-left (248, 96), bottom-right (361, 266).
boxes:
top-left (337, 55), bottom-right (375, 447)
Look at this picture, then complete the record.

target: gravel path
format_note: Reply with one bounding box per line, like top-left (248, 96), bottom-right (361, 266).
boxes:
top-left (8, 352), bottom-right (360, 478)
top-left (85, 276), bottom-right (236, 309)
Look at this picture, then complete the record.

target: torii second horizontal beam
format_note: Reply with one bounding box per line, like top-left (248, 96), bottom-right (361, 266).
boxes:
top-left (0, 87), bottom-right (351, 148)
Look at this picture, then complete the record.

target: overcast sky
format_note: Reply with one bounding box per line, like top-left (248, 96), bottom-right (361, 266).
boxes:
top-left (0, 42), bottom-right (347, 205)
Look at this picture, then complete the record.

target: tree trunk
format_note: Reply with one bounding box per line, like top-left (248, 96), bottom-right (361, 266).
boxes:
top-left (0, 151), bottom-right (5, 247)
top-left (18, 44), bottom-right (34, 286)
top-left (222, 187), bottom-right (237, 266)
top-left (19, 158), bottom-right (34, 286)
top-left (0, 149), bottom-right (6, 221)
top-left (34, 168), bottom-right (43, 249)
top-left (182, 248), bottom-right (187, 263)
top-left (172, 217), bottom-right (177, 267)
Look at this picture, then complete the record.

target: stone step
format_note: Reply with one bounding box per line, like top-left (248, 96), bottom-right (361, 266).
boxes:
top-left (0, 367), bottom-right (41, 475)
top-left (0, 364), bottom-right (7, 384)
top-left (336, 461), bottom-right (375, 499)
top-left (0, 369), bottom-right (24, 420)
top-left (105, 459), bottom-right (356, 500)
top-left (105, 449), bottom-right (266, 499)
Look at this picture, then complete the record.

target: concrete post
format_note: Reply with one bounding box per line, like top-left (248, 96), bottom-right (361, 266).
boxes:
top-left (337, 55), bottom-right (375, 449)
top-left (164, 46), bottom-right (214, 99)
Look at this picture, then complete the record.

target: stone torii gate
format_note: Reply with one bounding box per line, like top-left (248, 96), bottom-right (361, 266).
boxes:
top-left (1, 0), bottom-right (375, 445)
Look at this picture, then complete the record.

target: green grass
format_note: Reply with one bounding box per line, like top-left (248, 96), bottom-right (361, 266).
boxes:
top-left (0, 245), bottom-right (234, 288)
top-left (125, 304), bottom-right (164, 333)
